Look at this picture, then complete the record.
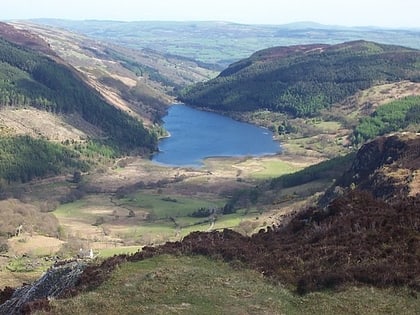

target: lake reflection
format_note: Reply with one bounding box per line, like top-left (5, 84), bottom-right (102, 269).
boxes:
top-left (152, 104), bottom-right (281, 167)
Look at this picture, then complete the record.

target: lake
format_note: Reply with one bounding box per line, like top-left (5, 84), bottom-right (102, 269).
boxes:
top-left (152, 104), bottom-right (281, 167)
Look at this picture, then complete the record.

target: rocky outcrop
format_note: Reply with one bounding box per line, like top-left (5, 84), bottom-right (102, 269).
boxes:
top-left (0, 261), bottom-right (86, 315)
top-left (320, 132), bottom-right (420, 205)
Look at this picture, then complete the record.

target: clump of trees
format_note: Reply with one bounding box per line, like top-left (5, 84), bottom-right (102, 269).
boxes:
top-left (270, 153), bottom-right (355, 190)
top-left (0, 135), bottom-right (88, 184)
top-left (0, 199), bottom-right (60, 245)
top-left (190, 207), bottom-right (215, 218)
top-left (353, 96), bottom-right (420, 145)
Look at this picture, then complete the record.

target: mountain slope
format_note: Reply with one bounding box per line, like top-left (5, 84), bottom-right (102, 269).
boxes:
top-left (0, 21), bottom-right (216, 149)
top-left (0, 23), bottom-right (164, 185)
top-left (321, 132), bottom-right (420, 204)
top-left (0, 27), bottom-right (156, 152)
top-left (11, 21), bottom-right (217, 126)
top-left (179, 41), bottom-right (420, 116)
top-left (1, 133), bottom-right (418, 315)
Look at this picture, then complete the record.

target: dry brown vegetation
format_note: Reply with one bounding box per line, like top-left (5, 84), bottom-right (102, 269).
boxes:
top-left (0, 199), bottom-right (59, 239)
top-left (322, 132), bottom-right (420, 204)
top-left (53, 189), bottom-right (419, 304)
top-left (0, 22), bottom-right (56, 56)
top-left (0, 108), bottom-right (102, 141)
top-left (344, 81), bottom-right (420, 114)
top-left (41, 133), bottom-right (420, 301)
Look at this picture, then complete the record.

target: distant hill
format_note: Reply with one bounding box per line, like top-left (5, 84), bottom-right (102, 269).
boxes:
top-left (179, 41), bottom-right (420, 116)
top-left (29, 19), bottom-right (420, 66)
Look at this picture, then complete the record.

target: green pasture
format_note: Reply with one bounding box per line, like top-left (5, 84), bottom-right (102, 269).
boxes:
top-left (118, 192), bottom-right (226, 219)
top-left (250, 160), bottom-right (302, 179)
top-left (54, 200), bottom-right (90, 219)
top-left (46, 255), bottom-right (420, 315)
top-left (97, 246), bottom-right (141, 258)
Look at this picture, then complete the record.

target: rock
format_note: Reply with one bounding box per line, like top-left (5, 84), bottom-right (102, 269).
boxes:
top-left (0, 261), bottom-right (86, 315)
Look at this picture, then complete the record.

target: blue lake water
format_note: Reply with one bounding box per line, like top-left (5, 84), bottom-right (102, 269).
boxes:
top-left (152, 104), bottom-right (281, 167)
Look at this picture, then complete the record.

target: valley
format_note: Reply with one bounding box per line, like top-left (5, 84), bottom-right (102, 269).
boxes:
top-left (0, 151), bottom-right (320, 282)
top-left (0, 19), bottom-right (419, 314)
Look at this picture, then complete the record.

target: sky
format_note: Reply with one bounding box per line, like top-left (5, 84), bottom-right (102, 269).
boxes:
top-left (1, 0), bottom-right (420, 28)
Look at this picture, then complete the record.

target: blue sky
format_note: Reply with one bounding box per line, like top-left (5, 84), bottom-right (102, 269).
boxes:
top-left (2, 0), bottom-right (420, 28)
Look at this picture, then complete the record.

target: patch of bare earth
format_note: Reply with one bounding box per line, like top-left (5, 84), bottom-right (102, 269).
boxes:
top-left (339, 81), bottom-right (420, 115)
top-left (83, 74), bottom-right (156, 126)
top-left (0, 108), bottom-right (102, 141)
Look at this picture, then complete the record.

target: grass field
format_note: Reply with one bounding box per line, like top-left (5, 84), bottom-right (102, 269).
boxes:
top-left (44, 255), bottom-right (420, 315)
top-left (47, 152), bottom-right (325, 250)
top-left (50, 187), bottom-right (269, 251)
top-left (54, 200), bottom-right (90, 219)
top-left (51, 189), bottom-right (261, 245)
top-left (248, 159), bottom-right (302, 179)
top-left (313, 120), bottom-right (342, 133)
top-left (97, 246), bottom-right (141, 258)
top-left (117, 192), bottom-right (226, 219)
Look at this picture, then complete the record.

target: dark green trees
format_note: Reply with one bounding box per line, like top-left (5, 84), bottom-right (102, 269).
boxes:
top-left (353, 96), bottom-right (420, 144)
top-left (0, 136), bottom-right (88, 183)
top-left (180, 41), bottom-right (420, 117)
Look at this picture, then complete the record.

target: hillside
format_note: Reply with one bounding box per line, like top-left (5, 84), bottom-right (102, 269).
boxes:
top-left (10, 21), bottom-right (217, 126)
top-left (321, 132), bottom-right (420, 204)
top-left (0, 23), bottom-right (156, 151)
top-left (1, 133), bottom-right (419, 314)
top-left (0, 22), bottom-right (217, 183)
top-left (179, 41), bottom-right (420, 117)
top-left (0, 22), bottom-right (419, 314)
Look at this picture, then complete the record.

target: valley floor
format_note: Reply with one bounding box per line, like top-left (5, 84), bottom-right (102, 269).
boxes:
top-left (0, 153), bottom-right (323, 288)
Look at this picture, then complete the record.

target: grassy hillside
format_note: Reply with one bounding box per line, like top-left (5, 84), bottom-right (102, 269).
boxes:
top-left (179, 41), bottom-right (420, 117)
top-left (43, 255), bottom-right (420, 315)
